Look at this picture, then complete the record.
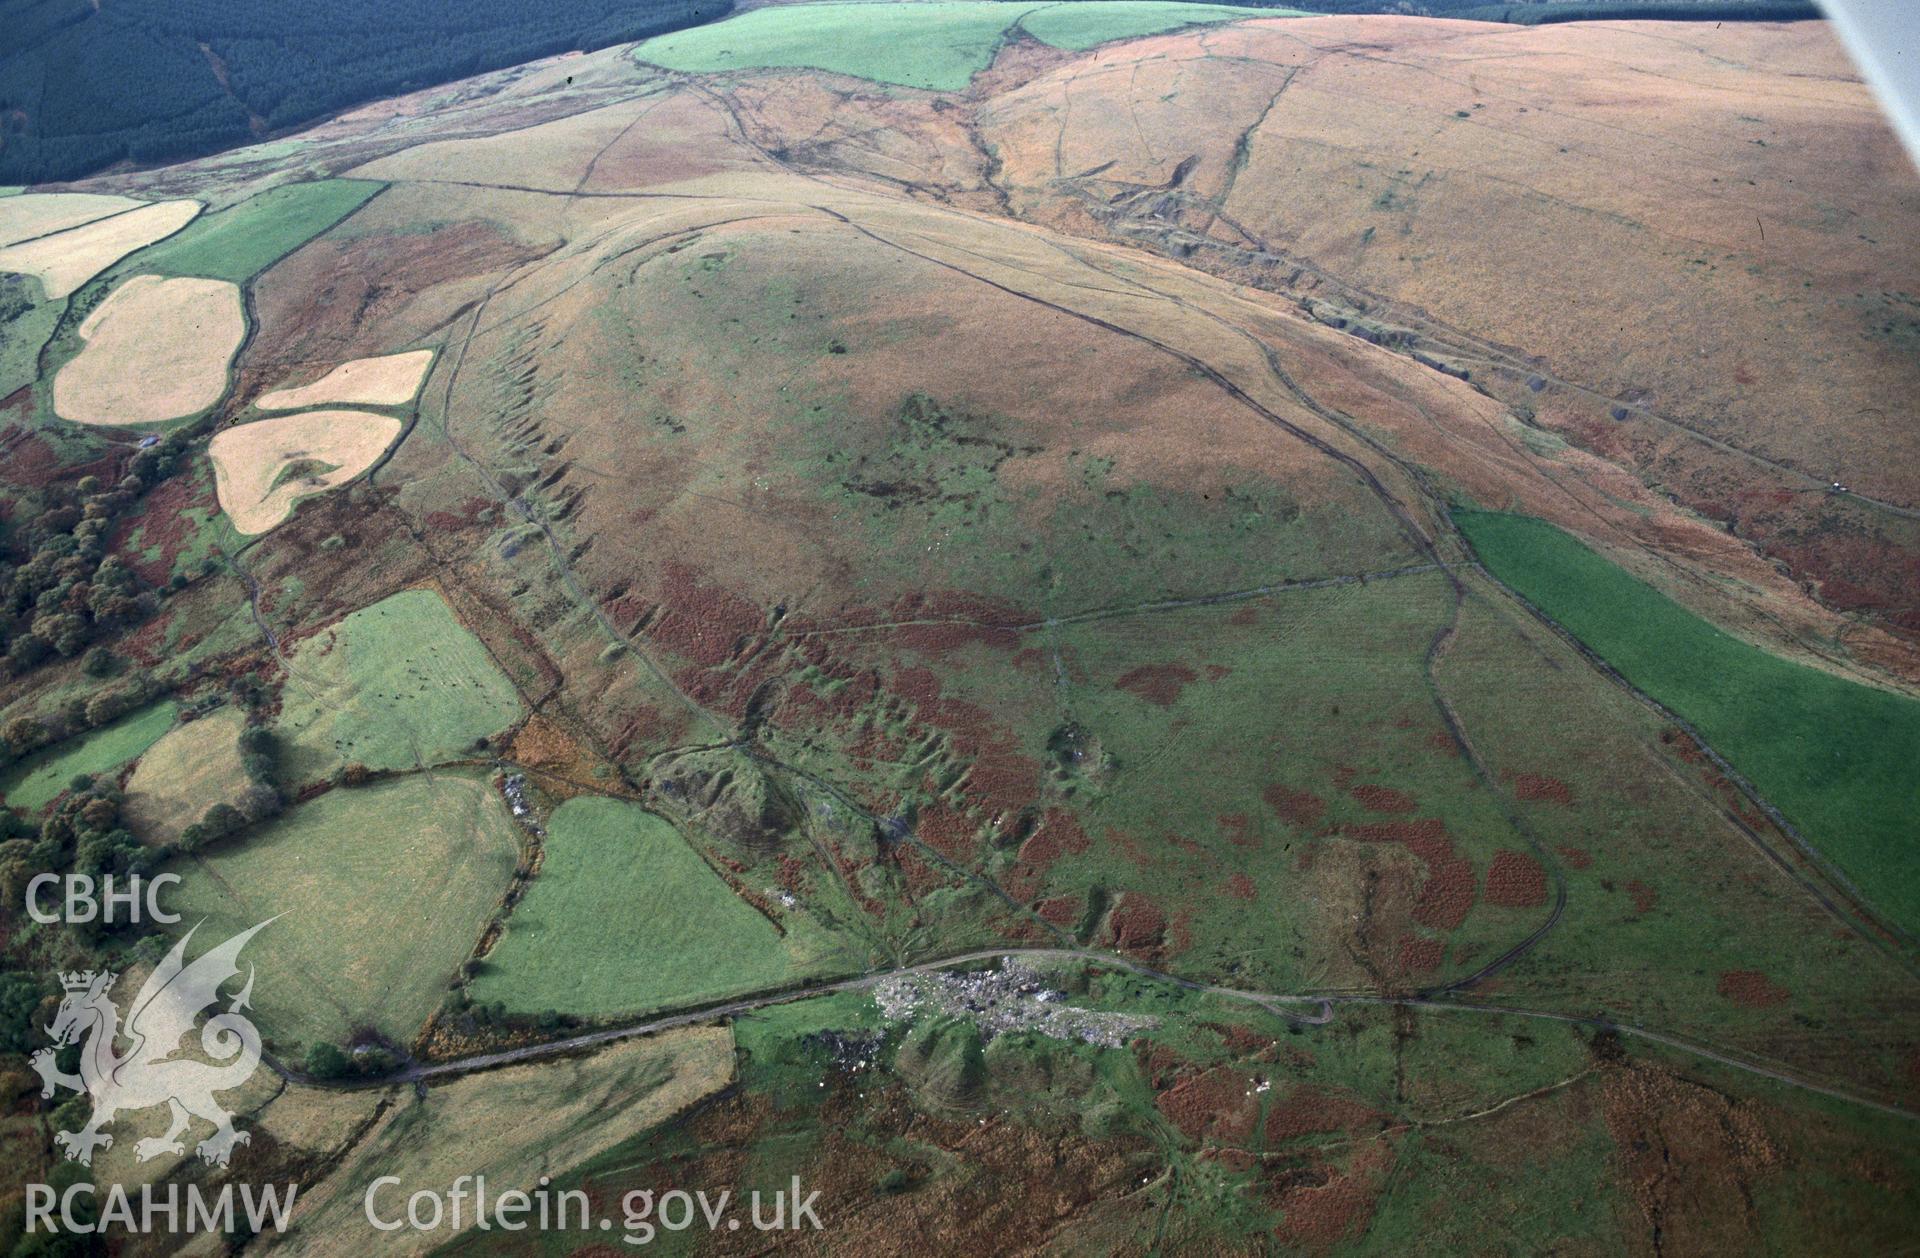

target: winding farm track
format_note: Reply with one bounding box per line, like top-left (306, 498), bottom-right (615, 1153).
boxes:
top-left (272, 946), bottom-right (1920, 1124)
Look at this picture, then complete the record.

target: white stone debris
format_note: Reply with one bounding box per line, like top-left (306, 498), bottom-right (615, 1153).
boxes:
top-left (873, 958), bottom-right (1155, 1049)
top-left (500, 773), bottom-right (545, 837)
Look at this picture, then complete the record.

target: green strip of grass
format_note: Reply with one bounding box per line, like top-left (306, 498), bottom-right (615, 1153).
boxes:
top-left (0, 701), bottom-right (178, 812)
top-left (1021, 1), bottom-right (1293, 50)
top-left (127, 179), bottom-right (382, 284)
top-left (636, 1), bottom-right (1291, 91)
top-left (1457, 508), bottom-right (1920, 932)
top-left (470, 796), bottom-right (793, 1018)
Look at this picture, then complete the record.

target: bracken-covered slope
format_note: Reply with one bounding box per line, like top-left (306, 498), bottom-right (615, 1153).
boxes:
top-left (0, 9), bottom-right (1915, 1254)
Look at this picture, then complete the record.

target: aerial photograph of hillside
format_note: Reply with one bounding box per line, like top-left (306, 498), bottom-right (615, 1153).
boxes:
top-left (0, 0), bottom-right (1914, 1252)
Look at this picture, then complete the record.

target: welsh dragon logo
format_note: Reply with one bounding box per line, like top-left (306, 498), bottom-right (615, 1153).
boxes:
top-left (29, 920), bottom-right (272, 1168)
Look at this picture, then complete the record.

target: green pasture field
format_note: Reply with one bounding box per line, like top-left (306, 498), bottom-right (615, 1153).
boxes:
top-left (273, 587), bottom-right (525, 784)
top-left (636, 1), bottom-right (1290, 92)
top-left (1457, 508), bottom-right (1920, 935)
top-left (123, 179), bottom-right (382, 284)
top-left (162, 771), bottom-right (521, 1050)
top-left (1023, 0), bottom-right (1293, 49)
top-left (0, 275), bottom-right (61, 399)
top-left (0, 700), bottom-right (178, 812)
top-left (470, 795), bottom-right (799, 1018)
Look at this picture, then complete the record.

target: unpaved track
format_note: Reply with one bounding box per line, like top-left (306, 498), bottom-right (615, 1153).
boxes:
top-left (271, 946), bottom-right (1918, 1123)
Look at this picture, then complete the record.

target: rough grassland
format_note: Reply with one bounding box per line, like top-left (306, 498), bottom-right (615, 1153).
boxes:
top-left (1458, 508), bottom-right (1920, 934)
top-left (164, 771), bottom-right (520, 1049)
top-left (209, 409), bottom-right (403, 534)
top-left (273, 588), bottom-right (525, 784)
top-left (121, 707), bottom-right (250, 844)
top-left (0, 193), bottom-right (141, 248)
top-left (0, 199), bottom-right (199, 299)
top-left (0, 701), bottom-right (178, 813)
top-left (636, 1), bottom-right (1286, 91)
top-left (255, 349), bottom-right (434, 410)
top-left (272, 1025), bottom-right (734, 1257)
top-left (127, 179), bottom-right (382, 284)
top-left (471, 796), bottom-right (793, 1017)
top-left (52, 274), bottom-right (243, 425)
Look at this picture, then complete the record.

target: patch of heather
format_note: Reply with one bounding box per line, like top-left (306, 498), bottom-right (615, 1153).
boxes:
top-left (1115, 662), bottom-right (1199, 707)
top-left (1155, 1066), bottom-right (1258, 1145)
top-left (1264, 1086), bottom-right (1382, 1144)
top-left (422, 495), bottom-right (493, 531)
top-left (110, 475), bottom-right (203, 586)
top-left (1268, 1142), bottom-right (1393, 1253)
top-left (890, 664), bottom-right (942, 706)
top-left (1484, 849), bottom-right (1548, 909)
top-left (1397, 934), bottom-right (1444, 975)
top-left (1014, 808), bottom-right (1091, 871)
top-left (1512, 773), bottom-right (1574, 805)
top-left (1264, 785), bottom-right (1327, 829)
top-left (893, 845), bottom-right (947, 898)
top-left (1105, 892), bottom-right (1167, 955)
top-left (1348, 784), bottom-right (1416, 813)
top-left (887, 589), bottom-right (1029, 655)
top-left (647, 562), bottom-right (763, 666)
top-left (1035, 894), bottom-right (1081, 927)
top-left (915, 800), bottom-right (977, 862)
top-left (1718, 969), bottom-right (1790, 1008)
top-left (1205, 1021), bottom-right (1279, 1058)
top-left (1218, 813), bottom-right (1255, 848)
top-left (1347, 818), bottom-right (1477, 930)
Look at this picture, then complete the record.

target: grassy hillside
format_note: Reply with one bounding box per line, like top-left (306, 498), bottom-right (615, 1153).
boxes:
top-left (1458, 509), bottom-right (1920, 933)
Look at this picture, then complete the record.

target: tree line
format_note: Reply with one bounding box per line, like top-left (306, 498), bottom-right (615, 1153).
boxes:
top-left (0, 0), bottom-right (735, 184)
